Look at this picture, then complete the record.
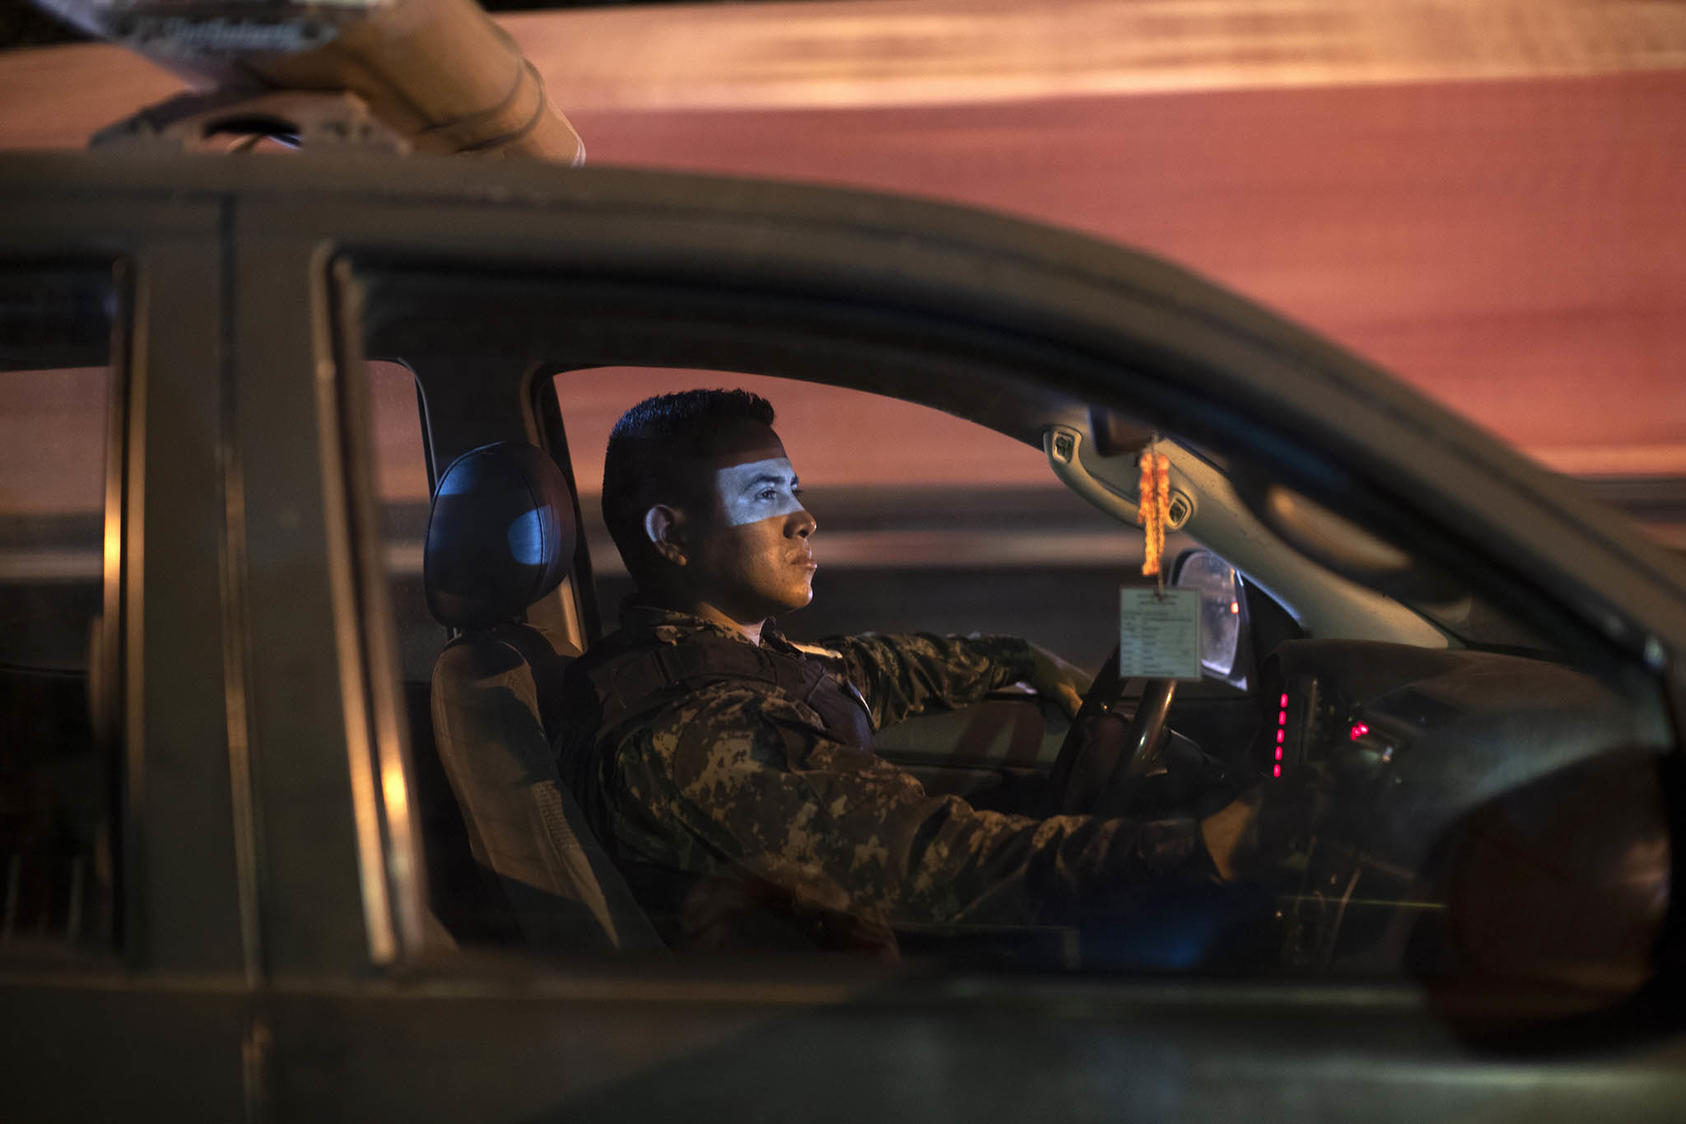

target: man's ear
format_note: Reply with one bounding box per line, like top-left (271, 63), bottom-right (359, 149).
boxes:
top-left (643, 504), bottom-right (687, 566)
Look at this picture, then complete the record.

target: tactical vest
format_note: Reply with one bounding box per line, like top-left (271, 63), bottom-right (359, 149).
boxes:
top-left (584, 635), bottom-right (875, 750)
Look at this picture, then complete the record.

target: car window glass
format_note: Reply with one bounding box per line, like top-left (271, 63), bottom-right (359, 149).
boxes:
top-left (0, 266), bottom-right (120, 964)
top-left (0, 364), bottom-right (106, 669)
top-left (366, 359), bottom-right (438, 682)
top-left (553, 366), bottom-right (1128, 669)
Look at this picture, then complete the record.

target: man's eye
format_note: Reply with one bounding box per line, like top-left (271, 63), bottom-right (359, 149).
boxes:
top-left (758, 488), bottom-right (778, 501)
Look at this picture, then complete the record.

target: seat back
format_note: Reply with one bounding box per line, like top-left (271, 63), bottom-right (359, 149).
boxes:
top-left (423, 441), bottom-right (660, 952)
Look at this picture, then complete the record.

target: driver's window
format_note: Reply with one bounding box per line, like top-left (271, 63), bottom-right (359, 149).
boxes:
top-left (552, 367), bottom-right (1126, 670)
top-left (354, 263), bottom-right (1673, 1025)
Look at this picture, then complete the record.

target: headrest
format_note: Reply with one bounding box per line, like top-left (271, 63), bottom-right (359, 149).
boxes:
top-left (424, 442), bottom-right (578, 630)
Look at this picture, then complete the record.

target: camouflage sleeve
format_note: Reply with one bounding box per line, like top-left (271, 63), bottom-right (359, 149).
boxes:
top-left (605, 681), bottom-right (1214, 929)
top-left (817, 632), bottom-right (1038, 728)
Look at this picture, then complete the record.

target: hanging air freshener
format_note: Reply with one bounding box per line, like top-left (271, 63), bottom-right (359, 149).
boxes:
top-left (1137, 445), bottom-right (1171, 582)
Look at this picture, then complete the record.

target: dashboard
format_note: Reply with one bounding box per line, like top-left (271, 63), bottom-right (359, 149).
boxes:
top-left (1250, 639), bottom-right (1664, 974)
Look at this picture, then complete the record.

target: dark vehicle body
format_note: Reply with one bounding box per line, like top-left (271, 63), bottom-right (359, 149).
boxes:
top-left (1, 153), bottom-right (1684, 1120)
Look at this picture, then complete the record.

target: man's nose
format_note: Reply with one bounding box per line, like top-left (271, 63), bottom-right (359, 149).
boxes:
top-left (788, 505), bottom-right (816, 538)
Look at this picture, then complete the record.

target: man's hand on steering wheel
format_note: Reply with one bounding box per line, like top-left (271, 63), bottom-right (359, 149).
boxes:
top-left (1026, 642), bottom-right (1092, 719)
top-left (1200, 782), bottom-right (1327, 881)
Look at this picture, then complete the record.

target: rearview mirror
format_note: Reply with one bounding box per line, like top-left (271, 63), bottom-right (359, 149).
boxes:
top-left (1171, 549), bottom-right (1247, 684)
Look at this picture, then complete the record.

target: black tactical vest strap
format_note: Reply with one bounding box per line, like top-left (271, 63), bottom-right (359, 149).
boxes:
top-left (588, 637), bottom-right (875, 749)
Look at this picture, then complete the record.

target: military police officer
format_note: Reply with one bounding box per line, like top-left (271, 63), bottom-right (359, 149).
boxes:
top-left (557, 388), bottom-right (1260, 951)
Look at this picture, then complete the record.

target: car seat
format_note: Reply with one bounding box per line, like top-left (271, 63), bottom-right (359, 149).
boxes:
top-left (423, 441), bottom-right (660, 952)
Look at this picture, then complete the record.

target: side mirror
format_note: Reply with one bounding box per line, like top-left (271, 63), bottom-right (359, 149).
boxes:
top-left (1412, 750), bottom-right (1676, 1041)
top-left (1171, 549), bottom-right (1248, 685)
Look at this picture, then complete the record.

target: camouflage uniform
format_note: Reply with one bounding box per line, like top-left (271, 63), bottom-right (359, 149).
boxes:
top-left (557, 605), bottom-right (1214, 942)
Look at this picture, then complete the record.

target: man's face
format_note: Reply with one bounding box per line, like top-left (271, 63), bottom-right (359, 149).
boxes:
top-left (683, 423), bottom-right (817, 623)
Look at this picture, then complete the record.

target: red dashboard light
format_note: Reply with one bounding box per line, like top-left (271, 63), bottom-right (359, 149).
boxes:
top-left (1350, 722), bottom-right (1371, 741)
top-left (1272, 763), bottom-right (1282, 778)
top-left (1275, 729), bottom-right (1285, 744)
top-left (1279, 693), bottom-right (1289, 708)
top-left (1278, 710), bottom-right (1288, 726)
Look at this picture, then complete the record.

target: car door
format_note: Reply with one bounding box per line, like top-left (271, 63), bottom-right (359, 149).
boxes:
top-left (0, 169), bottom-right (252, 1118)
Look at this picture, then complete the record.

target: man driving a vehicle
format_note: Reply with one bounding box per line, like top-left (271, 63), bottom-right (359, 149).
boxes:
top-left (556, 388), bottom-right (1261, 949)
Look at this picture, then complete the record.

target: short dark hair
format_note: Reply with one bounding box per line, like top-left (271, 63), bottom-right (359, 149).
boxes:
top-left (601, 388), bottom-right (777, 582)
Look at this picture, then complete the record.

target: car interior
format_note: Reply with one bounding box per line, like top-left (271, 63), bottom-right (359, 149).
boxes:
top-left (344, 261), bottom-right (1673, 992)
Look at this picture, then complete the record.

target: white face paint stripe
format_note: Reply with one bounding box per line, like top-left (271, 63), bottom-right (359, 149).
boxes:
top-left (715, 456), bottom-right (805, 527)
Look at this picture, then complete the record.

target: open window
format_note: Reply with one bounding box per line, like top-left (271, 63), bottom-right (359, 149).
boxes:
top-left (551, 366), bottom-right (1123, 664)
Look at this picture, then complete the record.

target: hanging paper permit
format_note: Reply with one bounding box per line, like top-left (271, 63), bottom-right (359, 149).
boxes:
top-left (1123, 441), bottom-right (1201, 679)
top-left (1119, 586), bottom-right (1203, 680)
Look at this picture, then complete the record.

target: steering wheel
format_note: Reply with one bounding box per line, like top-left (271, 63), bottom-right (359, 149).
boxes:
top-left (1047, 644), bottom-right (1178, 815)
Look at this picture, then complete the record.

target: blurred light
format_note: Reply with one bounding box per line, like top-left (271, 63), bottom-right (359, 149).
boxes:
top-left (1272, 763), bottom-right (1282, 778)
top-left (1279, 693), bottom-right (1289, 708)
top-left (381, 759), bottom-right (410, 819)
top-left (1350, 722), bottom-right (1371, 741)
top-left (1276, 729), bottom-right (1285, 744)
top-left (1229, 601), bottom-right (1240, 614)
